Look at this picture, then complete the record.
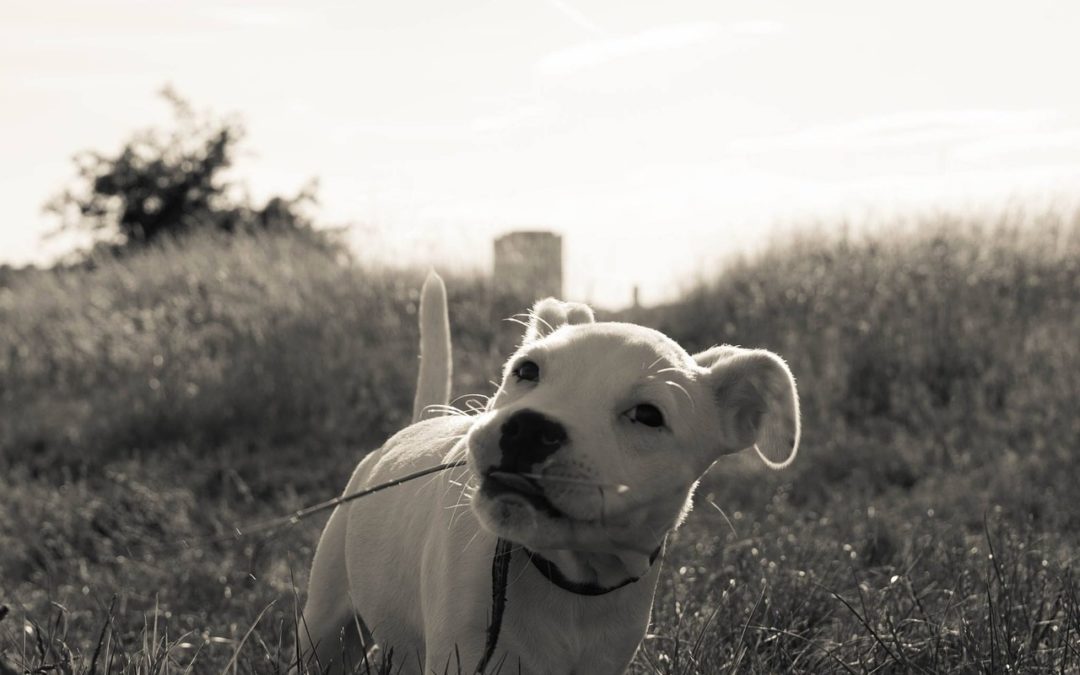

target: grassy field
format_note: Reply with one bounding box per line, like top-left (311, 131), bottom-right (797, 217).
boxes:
top-left (2, 212), bottom-right (1079, 673)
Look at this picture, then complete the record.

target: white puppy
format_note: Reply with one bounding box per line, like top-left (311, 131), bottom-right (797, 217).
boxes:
top-left (301, 275), bottom-right (800, 674)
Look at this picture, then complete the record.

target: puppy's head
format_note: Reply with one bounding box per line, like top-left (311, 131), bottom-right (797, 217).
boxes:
top-left (467, 298), bottom-right (800, 557)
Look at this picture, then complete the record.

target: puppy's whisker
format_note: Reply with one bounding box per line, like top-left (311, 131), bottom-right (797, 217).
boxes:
top-left (426, 446), bottom-right (470, 493)
top-left (644, 355), bottom-right (667, 373)
top-left (423, 404), bottom-right (467, 417)
top-left (447, 486), bottom-right (468, 528)
top-left (526, 310), bottom-right (555, 334)
top-left (449, 469), bottom-right (472, 488)
top-left (451, 481), bottom-right (475, 493)
top-left (460, 529), bottom-right (482, 553)
top-left (451, 393), bottom-right (491, 415)
top-left (663, 380), bottom-right (695, 411)
top-left (493, 472), bottom-right (630, 494)
top-left (436, 431), bottom-right (469, 444)
top-left (655, 366), bottom-right (684, 375)
top-left (447, 470), bottom-right (478, 528)
top-left (450, 459), bottom-right (473, 480)
top-left (432, 467), bottom-right (468, 495)
top-left (507, 546), bottom-right (535, 589)
top-left (507, 311), bottom-right (546, 332)
top-left (453, 479), bottom-right (475, 498)
top-left (487, 380), bottom-right (503, 398)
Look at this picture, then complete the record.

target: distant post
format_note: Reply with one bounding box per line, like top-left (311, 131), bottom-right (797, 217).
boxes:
top-left (493, 231), bottom-right (563, 355)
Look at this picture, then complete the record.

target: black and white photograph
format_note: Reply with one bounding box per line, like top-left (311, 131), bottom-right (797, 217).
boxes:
top-left (2, 1), bottom-right (1079, 673)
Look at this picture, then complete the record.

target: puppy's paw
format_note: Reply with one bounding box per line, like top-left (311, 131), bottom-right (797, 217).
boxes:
top-left (524, 298), bottom-right (595, 342)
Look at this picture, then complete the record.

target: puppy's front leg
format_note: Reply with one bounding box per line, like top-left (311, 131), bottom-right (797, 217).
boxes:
top-left (419, 534), bottom-right (507, 674)
top-left (423, 633), bottom-right (486, 675)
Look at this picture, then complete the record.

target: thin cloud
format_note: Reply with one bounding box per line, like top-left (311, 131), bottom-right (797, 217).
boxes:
top-left (731, 109), bottom-right (1063, 153)
top-left (541, 0), bottom-right (605, 35)
top-left (535, 22), bottom-right (720, 77)
top-left (330, 122), bottom-right (477, 144)
top-left (730, 20), bottom-right (787, 36)
top-left (534, 20), bottom-right (787, 77)
top-left (952, 128), bottom-right (1080, 162)
top-left (202, 6), bottom-right (304, 27)
top-left (326, 104), bottom-right (556, 144)
top-left (471, 102), bottom-right (554, 135)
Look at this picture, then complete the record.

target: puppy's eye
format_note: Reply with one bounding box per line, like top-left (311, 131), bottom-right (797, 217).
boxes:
top-left (628, 404), bottom-right (664, 428)
top-left (513, 360), bottom-right (540, 382)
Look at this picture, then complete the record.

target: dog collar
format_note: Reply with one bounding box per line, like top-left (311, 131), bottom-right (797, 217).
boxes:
top-left (524, 544), bottom-right (664, 596)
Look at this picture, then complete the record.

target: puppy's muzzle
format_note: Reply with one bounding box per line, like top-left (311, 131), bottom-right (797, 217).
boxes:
top-left (478, 410), bottom-right (569, 518)
top-left (498, 409), bottom-right (567, 472)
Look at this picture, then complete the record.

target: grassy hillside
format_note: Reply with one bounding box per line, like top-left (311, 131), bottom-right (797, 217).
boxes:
top-left (2, 214), bottom-right (1079, 673)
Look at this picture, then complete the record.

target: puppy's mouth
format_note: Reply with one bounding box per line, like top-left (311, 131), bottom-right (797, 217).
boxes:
top-left (481, 470), bottom-right (565, 519)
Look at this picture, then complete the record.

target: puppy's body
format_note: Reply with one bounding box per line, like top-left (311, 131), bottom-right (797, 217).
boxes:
top-left (302, 284), bottom-right (801, 674)
top-left (303, 414), bottom-right (654, 673)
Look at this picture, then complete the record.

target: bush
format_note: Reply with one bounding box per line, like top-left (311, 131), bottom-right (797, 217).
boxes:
top-left (46, 88), bottom-right (328, 252)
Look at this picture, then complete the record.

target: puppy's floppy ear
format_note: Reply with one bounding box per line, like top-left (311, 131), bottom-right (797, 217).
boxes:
top-left (692, 345), bottom-right (742, 369)
top-left (695, 346), bottom-right (800, 469)
top-left (523, 297), bottom-right (595, 343)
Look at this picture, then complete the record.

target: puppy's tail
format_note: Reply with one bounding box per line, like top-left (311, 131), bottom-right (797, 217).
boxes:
top-left (412, 270), bottom-right (452, 423)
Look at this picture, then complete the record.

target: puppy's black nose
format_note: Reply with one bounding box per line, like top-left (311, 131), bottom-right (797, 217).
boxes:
top-left (499, 410), bottom-right (567, 472)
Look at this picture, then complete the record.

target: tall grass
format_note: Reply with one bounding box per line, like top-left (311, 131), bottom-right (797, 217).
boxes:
top-left (1, 231), bottom-right (495, 481)
top-left (642, 210), bottom-right (1080, 508)
top-left (2, 212), bottom-right (1079, 673)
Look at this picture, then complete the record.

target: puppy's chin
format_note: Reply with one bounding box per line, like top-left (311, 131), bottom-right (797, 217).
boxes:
top-left (471, 491), bottom-right (658, 555)
top-left (471, 492), bottom-right (577, 550)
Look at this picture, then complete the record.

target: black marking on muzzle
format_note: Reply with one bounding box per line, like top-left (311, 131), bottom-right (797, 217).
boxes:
top-left (498, 409), bottom-right (567, 472)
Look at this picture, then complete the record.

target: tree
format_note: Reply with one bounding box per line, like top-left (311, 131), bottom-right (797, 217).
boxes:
top-left (48, 87), bottom-right (329, 251)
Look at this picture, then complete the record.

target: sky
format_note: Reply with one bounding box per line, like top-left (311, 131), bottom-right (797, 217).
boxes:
top-left (3, 0), bottom-right (1080, 306)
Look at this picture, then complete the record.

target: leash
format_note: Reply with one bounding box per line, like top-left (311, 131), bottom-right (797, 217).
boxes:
top-left (227, 460), bottom-right (468, 536)
top-left (159, 460), bottom-right (468, 551)
top-left (475, 537), bottom-right (514, 674)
